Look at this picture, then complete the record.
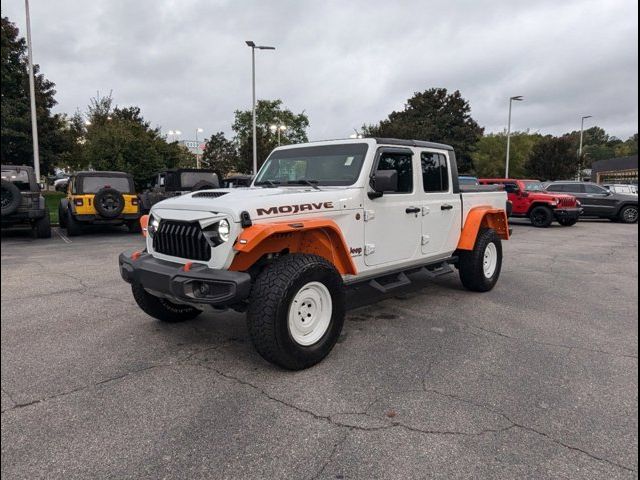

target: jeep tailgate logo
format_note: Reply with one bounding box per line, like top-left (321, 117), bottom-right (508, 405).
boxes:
top-left (257, 202), bottom-right (334, 216)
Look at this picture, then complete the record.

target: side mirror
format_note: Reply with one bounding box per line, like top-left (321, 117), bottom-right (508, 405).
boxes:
top-left (369, 169), bottom-right (398, 198)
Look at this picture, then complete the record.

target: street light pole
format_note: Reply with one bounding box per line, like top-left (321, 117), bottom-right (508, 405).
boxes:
top-left (246, 41), bottom-right (275, 175)
top-left (25, 0), bottom-right (40, 183)
top-left (505, 96), bottom-right (524, 178)
top-left (578, 115), bottom-right (592, 180)
top-left (195, 128), bottom-right (204, 168)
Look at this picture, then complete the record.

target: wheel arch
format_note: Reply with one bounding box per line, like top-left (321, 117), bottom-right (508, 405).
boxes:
top-left (229, 218), bottom-right (357, 275)
top-left (614, 201), bottom-right (638, 216)
top-left (457, 206), bottom-right (510, 251)
top-left (526, 201), bottom-right (554, 216)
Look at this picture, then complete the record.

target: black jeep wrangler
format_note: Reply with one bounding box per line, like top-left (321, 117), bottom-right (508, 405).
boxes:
top-left (139, 168), bottom-right (219, 214)
top-left (1, 165), bottom-right (51, 238)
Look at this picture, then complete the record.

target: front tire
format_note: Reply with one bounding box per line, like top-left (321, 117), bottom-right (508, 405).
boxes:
top-left (246, 254), bottom-right (345, 370)
top-left (529, 206), bottom-right (554, 228)
top-left (619, 205), bottom-right (638, 224)
top-left (131, 283), bottom-right (202, 322)
top-left (458, 228), bottom-right (503, 292)
top-left (558, 217), bottom-right (578, 227)
top-left (65, 210), bottom-right (83, 236)
top-left (126, 219), bottom-right (142, 233)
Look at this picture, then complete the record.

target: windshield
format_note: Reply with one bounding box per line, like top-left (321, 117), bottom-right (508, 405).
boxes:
top-left (255, 143), bottom-right (368, 187)
top-left (82, 176), bottom-right (132, 193)
top-left (180, 172), bottom-right (218, 188)
top-left (523, 181), bottom-right (545, 192)
top-left (1, 169), bottom-right (31, 191)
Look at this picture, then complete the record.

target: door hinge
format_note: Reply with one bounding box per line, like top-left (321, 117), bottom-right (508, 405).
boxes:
top-left (364, 244), bottom-right (376, 256)
top-left (364, 210), bottom-right (375, 222)
top-left (421, 235), bottom-right (430, 245)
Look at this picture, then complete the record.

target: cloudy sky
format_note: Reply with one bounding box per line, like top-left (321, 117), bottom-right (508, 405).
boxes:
top-left (3, 0), bottom-right (638, 142)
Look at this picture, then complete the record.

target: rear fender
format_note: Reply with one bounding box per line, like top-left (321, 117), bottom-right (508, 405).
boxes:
top-left (457, 207), bottom-right (510, 251)
top-left (229, 218), bottom-right (357, 275)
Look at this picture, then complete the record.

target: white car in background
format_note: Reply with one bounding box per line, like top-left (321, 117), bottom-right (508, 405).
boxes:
top-left (604, 184), bottom-right (638, 195)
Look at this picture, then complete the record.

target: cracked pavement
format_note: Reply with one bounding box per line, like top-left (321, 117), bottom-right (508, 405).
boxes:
top-left (1, 221), bottom-right (638, 479)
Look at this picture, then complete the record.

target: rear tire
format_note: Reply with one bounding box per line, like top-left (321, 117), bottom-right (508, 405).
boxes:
top-left (131, 283), bottom-right (202, 322)
top-left (126, 219), bottom-right (142, 233)
top-left (529, 206), bottom-right (554, 228)
top-left (558, 217), bottom-right (578, 227)
top-left (619, 205), bottom-right (638, 224)
top-left (459, 228), bottom-right (503, 292)
top-left (33, 211), bottom-right (52, 238)
top-left (246, 254), bottom-right (345, 370)
top-left (58, 202), bottom-right (67, 228)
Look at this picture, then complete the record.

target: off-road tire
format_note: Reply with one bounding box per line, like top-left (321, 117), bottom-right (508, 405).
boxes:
top-left (618, 205), bottom-right (639, 224)
top-left (32, 211), bottom-right (52, 238)
top-left (126, 219), bottom-right (142, 233)
top-left (65, 210), bottom-right (83, 236)
top-left (558, 217), bottom-right (578, 227)
top-left (458, 228), bottom-right (503, 292)
top-left (1, 179), bottom-right (22, 217)
top-left (529, 205), bottom-right (554, 228)
top-left (131, 283), bottom-right (202, 322)
top-left (94, 187), bottom-right (125, 218)
top-left (246, 254), bottom-right (345, 370)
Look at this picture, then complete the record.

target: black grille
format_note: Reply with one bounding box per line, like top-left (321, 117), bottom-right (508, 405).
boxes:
top-left (153, 220), bottom-right (211, 261)
top-left (192, 191), bottom-right (228, 198)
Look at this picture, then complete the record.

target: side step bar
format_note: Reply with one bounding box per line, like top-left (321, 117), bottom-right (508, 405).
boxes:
top-left (366, 259), bottom-right (457, 294)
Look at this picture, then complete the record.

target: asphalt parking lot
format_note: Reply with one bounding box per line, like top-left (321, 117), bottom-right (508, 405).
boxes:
top-left (1, 220), bottom-right (638, 479)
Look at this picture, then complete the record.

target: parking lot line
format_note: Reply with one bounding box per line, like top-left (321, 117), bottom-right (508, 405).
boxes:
top-left (54, 227), bottom-right (72, 244)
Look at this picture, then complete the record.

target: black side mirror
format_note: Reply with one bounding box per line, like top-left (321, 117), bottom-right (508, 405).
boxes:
top-left (369, 169), bottom-right (398, 198)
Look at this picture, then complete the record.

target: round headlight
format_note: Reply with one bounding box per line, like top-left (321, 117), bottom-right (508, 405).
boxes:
top-left (218, 219), bottom-right (230, 242)
top-left (148, 214), bottom-right (160, 237)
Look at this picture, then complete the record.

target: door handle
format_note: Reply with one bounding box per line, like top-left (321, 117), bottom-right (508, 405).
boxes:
top-left (441, 204), bottom-right (454, 210)
top-left (405, 207), bottom-right (420, 214)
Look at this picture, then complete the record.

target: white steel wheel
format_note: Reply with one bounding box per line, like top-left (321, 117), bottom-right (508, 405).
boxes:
top-left (288, 281), bottom-right (333, 346)
top-left (483, 242), bottom-right (498, 279)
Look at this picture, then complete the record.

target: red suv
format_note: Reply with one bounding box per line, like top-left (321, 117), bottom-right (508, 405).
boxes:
top-left (479, 179), bottom-right (581, 227)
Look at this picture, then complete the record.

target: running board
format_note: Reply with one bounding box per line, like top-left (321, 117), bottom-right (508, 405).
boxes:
top-left (366, 260), bottom-right (456, 294)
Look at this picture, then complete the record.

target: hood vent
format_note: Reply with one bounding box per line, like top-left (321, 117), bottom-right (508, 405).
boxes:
top-left (192, 191), bottom-right (229, 199)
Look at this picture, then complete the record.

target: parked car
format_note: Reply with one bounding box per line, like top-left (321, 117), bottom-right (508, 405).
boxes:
top-left (479, 178), bottom-right (581, 227)
top-left (1, 165), bottom-right (51, 238)
top-left (120, 138), bottom-right (511, 370)
top-left (222, 174), bottom-right (253, 188)
top-left (544, 181), bottom-right (638, 224)
top-left (603, 184), bottom-right (638, 195)
top-left (458, 175), bottom-right (479, 186)
top-left (139, 168), bottom-right (219, 214)
top-left (59, 171), bottom-right (141, 235)
top-left (54, 176), bottom-right (70, 192)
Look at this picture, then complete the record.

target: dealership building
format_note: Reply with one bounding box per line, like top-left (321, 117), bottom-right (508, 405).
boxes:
top-left (590, 155), bottom-right (638, 185)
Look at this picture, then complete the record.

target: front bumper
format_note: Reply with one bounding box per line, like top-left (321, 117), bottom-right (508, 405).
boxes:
top-left (553, 207), bottom-right (582, 220)
top-left (119, 251), bottom-right (252, 306)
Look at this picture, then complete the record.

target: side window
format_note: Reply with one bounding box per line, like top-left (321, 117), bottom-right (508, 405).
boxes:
top-left (584, 184), bottom-right (605, 194)
top-left (159, 174), bottom-right (166, 187)
top-left (376, 151), bottom-right (413, 193)
top-left (546, 184), bottom-right (564, 192)
top-left (421, 152), bottom-right (449, 192)
top-left (504, 183), bottom-right (519, 194)
top-left (564, 184), bottom-right (584, 193)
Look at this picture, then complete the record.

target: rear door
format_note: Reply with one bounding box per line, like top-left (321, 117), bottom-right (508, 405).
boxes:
top-left (363, 147), bottom-right (422, 267)
top-left (583, 183), bottom-right (617, 216)
top-left (419, 150), bottom-right (462, 257)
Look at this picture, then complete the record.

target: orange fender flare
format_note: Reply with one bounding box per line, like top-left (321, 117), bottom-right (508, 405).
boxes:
top-left (140, 214), bottom-right (149, 237)
top-left (229, 218), bottom-right (357, 275)
top-left (457, 207), bottom-right (510, 250)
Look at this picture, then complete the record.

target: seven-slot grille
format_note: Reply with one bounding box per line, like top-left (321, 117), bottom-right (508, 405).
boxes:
top-left (153, 220), bottom-right (211, 261)
top-left (559, 197), bottom-right (576, 208)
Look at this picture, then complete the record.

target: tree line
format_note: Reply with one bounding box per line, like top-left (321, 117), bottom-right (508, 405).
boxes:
top-left (1, 15), bottom-right (637, 185)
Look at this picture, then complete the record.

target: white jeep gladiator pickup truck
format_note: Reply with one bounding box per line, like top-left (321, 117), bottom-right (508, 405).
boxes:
top-left (119, 138), bottom-right (510, 369)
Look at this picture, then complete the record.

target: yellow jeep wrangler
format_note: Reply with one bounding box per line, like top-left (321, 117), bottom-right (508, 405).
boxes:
top-left (59, 171), bottom-right (141, 236)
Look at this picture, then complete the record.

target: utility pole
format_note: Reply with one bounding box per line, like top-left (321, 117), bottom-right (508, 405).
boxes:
top-left (25, 0), bottom-right (41, 182)
top-left (505, 96), bottom-right (524, 178)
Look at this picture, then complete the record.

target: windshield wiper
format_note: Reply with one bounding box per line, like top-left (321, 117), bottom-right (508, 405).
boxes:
top-left (291, 179), bottom-right (321, 190)
top-left (256, 180), bottom-right (280, 188)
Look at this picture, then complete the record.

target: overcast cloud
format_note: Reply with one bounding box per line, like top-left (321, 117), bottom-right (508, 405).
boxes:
top-left (3, 0), bottom-right (638, 142)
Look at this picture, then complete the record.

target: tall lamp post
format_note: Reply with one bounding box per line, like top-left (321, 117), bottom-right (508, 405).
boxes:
top-left (195, 128), bottom-right (204, 168)
top-left (25, 0), bottom-right (40, 183)
top-left (505, 95), bottom-right (524, 178)
top-left (246, 41), bottom-right (275, 175)
top-left (269, 123), bottom-right (287, 146)
top-left (578, 115), bottom-right (592, 180)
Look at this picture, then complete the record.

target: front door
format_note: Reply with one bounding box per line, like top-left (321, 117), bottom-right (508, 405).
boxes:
top-left (364, 148), bottom-right (422, 267)
top-left (419, 150), bottom-right (462, 258)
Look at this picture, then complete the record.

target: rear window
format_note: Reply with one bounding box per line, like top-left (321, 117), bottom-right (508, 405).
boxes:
top-left (180, 172), bottom-right (218, 189)
top-left (1, 169), bottom-right (31, 191)
top-left (81, 176), bottom-right (132, 193)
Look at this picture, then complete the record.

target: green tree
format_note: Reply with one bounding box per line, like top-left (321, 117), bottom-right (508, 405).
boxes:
top-left (473, 131), bottom-right (542, 178)
top-left (1, 16), bottom-right (68, 174)
top-left (362, 88), bottom-right (484, 171)
top-left (524, 135), bottom-right (578, 181)
top-left (82, 94), bottom-right (192, 188)
top-left (201, 132), bottom-right (240, 178)
top-left (614, 134), bottom-right (638, 157)
top-left (232, 99), bottom-right (309, 172)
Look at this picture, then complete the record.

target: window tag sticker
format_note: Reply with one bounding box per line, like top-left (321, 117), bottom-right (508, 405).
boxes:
top-left (345, 156), bottom-right (354, 166)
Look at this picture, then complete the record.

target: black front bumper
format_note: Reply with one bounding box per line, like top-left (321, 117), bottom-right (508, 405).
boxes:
top-left (119, 251), bottom-right (252, 306)
top-left (554, 208), bottom-right (582, 220)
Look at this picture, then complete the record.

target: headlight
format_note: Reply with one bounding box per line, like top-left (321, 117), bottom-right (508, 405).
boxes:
top-left (218, 219), bottom-right (230, 243)
top-left (148, 214), bottom-right (160, 237)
